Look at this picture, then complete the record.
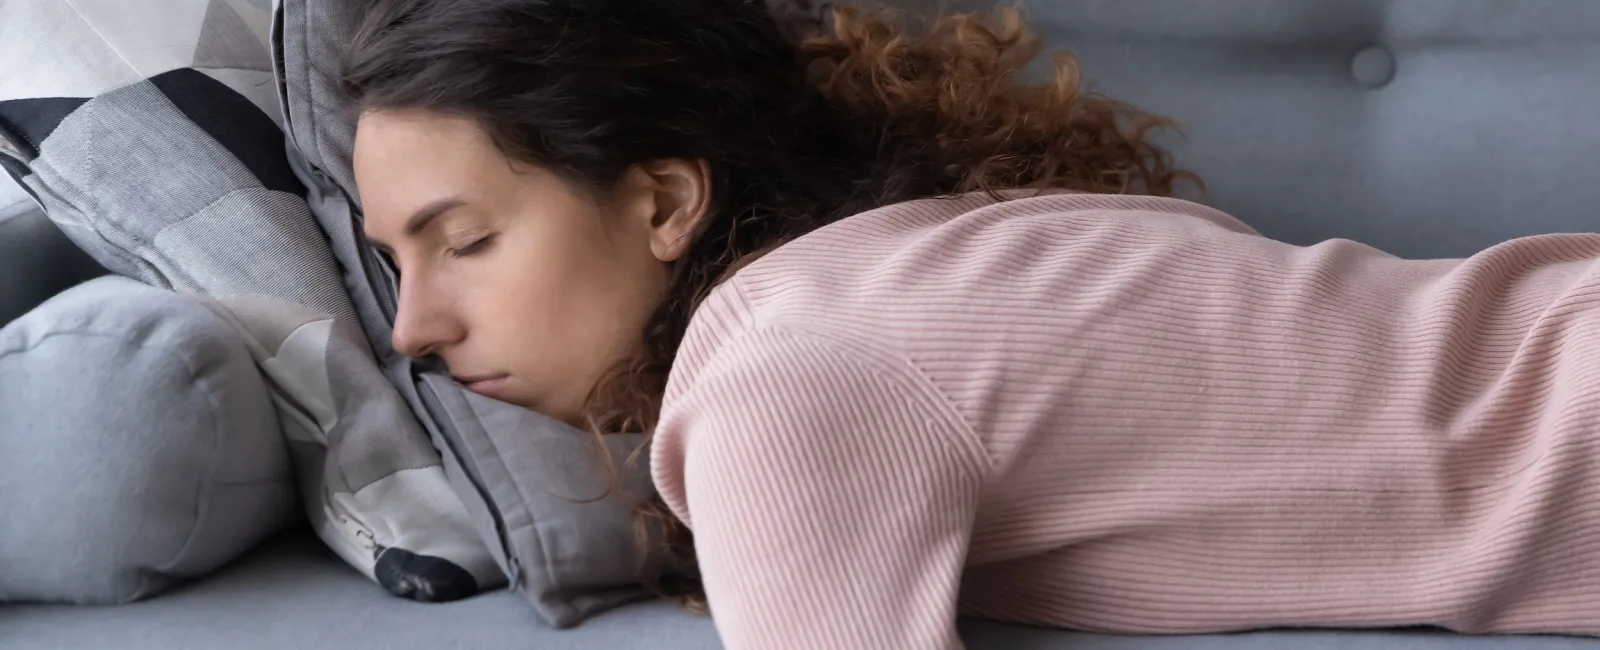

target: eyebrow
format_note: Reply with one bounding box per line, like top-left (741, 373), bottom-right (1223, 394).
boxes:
top-left (366, 197), bottom-right (467, 254)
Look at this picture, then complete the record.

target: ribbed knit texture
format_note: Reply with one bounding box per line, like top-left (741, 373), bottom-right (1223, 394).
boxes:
top-left (650, 191), bottom-right (1600, 649)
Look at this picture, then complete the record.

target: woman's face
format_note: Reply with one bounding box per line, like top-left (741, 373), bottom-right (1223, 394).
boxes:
top-left (353, 110), bottom-right (707, 423)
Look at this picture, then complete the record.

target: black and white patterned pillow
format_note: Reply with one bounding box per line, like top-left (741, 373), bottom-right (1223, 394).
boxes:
top-left (0, 0), bottom-right (501, 603)
top-left (0, 0), bottom-right (284, 203)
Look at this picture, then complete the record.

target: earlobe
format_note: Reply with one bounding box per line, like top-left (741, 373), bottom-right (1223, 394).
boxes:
top-left (641, 158), bottom-right (712, 262)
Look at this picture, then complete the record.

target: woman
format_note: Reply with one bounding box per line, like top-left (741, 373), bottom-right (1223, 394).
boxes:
top-left (344, 0), bottom-right (1600, 647)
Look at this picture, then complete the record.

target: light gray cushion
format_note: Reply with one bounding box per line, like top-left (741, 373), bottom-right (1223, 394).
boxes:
top-left (0, 276), bottom-right (296, 604)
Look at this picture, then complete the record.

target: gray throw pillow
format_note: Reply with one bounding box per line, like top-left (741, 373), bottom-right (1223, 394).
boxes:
top-left (277, 0), bottom-right (663, 625)
top-left (0, 276), bottom-right (297, 604)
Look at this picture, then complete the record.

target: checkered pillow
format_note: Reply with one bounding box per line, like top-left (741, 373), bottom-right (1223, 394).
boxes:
top-left (0, 0), bottom-right (500, 602)
top-left (0, 0), bottom-right (280, 125)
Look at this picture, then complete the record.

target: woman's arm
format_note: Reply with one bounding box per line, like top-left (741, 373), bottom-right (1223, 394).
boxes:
top-left (653, 325), bottom-right (988, 650)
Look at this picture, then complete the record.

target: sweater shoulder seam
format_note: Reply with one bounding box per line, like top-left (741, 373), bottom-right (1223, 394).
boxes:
top-left (740, 311), bottom-right (994, 481)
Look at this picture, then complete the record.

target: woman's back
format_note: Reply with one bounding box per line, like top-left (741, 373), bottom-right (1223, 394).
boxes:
top-left (653, 191), bottom-right (1600, 647)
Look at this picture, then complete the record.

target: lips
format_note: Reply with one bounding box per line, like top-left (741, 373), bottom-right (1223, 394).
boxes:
top-left (452, 373), bottom-right (510, 397)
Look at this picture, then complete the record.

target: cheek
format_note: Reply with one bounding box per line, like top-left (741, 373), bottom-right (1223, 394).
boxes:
top-left (471, 229), bottom-right (660, 410)
top-left (457, 248), bottom-right (571, 349)
top-left (535, 240), bottom-right (659, 359)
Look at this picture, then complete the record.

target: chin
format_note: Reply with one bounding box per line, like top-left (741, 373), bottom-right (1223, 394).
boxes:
top-left (466, 380), bottom-right (586, 427)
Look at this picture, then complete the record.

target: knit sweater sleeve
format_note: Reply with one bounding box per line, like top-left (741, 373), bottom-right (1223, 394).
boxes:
top-left (652, 307), bottom-right (989, 650)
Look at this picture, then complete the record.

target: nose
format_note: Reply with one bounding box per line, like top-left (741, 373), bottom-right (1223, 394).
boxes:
top-left (390, 277), bottom-right (465, 358)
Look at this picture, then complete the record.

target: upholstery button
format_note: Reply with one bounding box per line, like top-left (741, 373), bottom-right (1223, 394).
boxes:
top-left (1351, 45), bottom-right (1397, 88)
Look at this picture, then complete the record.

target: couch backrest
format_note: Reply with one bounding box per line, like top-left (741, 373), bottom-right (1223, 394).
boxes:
top-left (974, 0), bottom-right (1600, 258)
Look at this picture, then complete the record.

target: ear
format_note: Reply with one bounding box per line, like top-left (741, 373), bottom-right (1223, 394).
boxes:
top-left (616, 158), bottom-right (712, 263)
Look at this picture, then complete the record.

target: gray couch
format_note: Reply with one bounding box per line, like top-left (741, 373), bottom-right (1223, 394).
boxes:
top-left (7, 1), bottom-right (1600, 648)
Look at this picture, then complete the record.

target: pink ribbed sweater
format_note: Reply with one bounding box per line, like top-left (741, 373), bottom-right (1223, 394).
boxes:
top-left (649, 191), bottom-right (1600, 649)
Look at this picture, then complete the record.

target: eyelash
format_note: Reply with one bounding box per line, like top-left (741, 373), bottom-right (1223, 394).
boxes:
top-left (448, 234), bottom-right (496, 259)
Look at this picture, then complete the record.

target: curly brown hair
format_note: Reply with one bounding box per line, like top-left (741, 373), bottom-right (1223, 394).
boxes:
top-left (344, 0), bottom-right (1195, 609)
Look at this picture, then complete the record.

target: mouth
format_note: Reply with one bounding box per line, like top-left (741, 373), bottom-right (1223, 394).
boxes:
top-left (452, 373), bottom-right (511, 397)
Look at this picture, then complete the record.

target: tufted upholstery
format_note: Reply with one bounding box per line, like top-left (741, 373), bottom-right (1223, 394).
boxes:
top-left (954, 0), bottom-right (1600, 259)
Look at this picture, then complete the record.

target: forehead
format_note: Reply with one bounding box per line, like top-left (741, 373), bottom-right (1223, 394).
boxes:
top-left (353, 110), bottom-right (508, 237)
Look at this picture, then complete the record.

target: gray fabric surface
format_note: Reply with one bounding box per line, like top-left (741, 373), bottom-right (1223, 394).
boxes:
top-left (964, 0), bottom-right (1600, 259)
top-left (6, 535), bottom-right (1600, 649)
top-left (0, 206), bottom-right (104, 326)
top-left (418, 373), bottom-right (659, 626)
top-left (0, 172), bottom-right (29, 218)
top-left (0, 276), bottom-right (295, 604)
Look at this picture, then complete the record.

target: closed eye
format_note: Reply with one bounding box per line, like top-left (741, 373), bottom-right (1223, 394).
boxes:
top-left (448, 234), bottom-right (498, 258)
